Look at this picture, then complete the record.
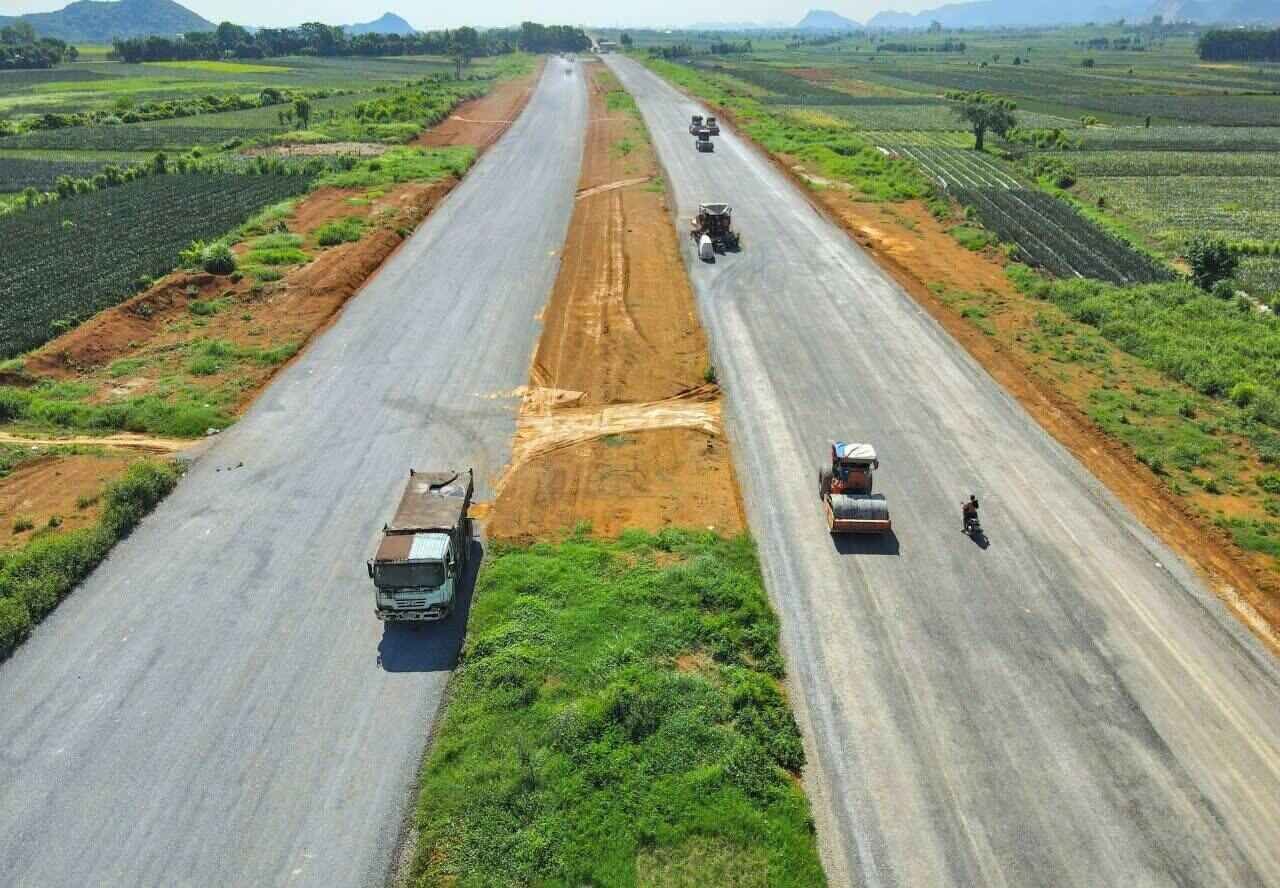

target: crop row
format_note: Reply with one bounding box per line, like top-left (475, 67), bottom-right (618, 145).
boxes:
top-left (1076, 125), bottom-right (1280, 152)
top-left (0, 172), bottom-right (312, 357)
top-left (0, 157), bottom-right (124, 191)
top-left (866, 130), bottom-right (973, 148)
top-left (1088, 176), bottom-right (1280, 247)
top-left (950, 186), bottom-right (1171, 285)
top-left (802, 102), bottom-right (965, 131)
top-left (1065, 150), bottom-right (1280, 177)
top-left (691, 61), bottom-right (863, 103)
top-left (0, 125), bottom-right (270, 153)
top-left (895, 146), bottom-right (1022, 189)
top-left (1059, 94), bottom-right (1280, 127)
top-left (1238, 257), bottom-right (1280, 304)
top-left (0, 68), bottom-right (119, 94)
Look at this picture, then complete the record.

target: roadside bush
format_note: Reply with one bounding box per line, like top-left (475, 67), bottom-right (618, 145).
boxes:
top-left (200, 242), bottom-right (237, 275)
top-left (314, 216), bottom-right (364, 246)
top-left (0, 460), bottom-right (181, 660)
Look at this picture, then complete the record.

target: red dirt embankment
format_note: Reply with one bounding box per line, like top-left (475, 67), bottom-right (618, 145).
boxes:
top-left (487, 63), bottom-right (744, 540)
top-left (418, 65), bottom-right (542, 151)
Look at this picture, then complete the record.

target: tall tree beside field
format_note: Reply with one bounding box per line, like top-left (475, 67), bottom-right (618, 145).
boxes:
top-left (448, 26), bottom-right (479, 79)
top-left (293, 98), bottom-right (311, 129)
top-left (947, 91), bottom-right (1017, 151)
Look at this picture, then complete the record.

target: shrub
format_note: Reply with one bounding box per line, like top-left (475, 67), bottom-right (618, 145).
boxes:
top-left (1183, 235), bottom-right (1238, 291)
top-left (314, 216), bottom-right (364, 246)
top-left (200, 242), bottom-right (237, 275)
top-left (1211, 279), bottom-right (1238, 300)
top-left (1230, 381), bottom-right (1261, 407)
top-left (0, 460), bottom-right (181, 660)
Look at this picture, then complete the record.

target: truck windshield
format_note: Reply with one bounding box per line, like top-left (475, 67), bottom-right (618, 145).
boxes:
top-left (376, 561), bottom-right (446, 589)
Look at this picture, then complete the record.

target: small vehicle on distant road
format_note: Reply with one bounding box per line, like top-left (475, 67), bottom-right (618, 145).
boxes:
top-left (689, 114), bottom-right (703, 134)
top-left (695, 129), bottom-right (714, 152)
top-left (705, 116), bottom-right (720, 135)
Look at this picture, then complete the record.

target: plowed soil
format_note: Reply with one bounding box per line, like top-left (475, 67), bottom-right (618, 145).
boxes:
top-left (488, 64), bottom-right (744, 540)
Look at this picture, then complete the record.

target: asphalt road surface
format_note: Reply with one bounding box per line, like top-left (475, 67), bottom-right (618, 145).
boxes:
top-left (608, 55), bottom-right (1280, 888)
top-left (0, 59), bottom-right (585, 888)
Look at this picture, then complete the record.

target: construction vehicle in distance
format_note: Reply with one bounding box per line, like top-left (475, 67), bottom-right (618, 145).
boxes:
top-left (690, 203), bottom-right (740, 260)
top-left (695, 129), bottom-right (714, 153)
top-left (689, 114), bottom-right (703, 134)
top-left (368, 468), bottom-right (473, 622)
top-left (705, 116), bottom-right (720, 135)
top-left (819, 442), bottom-right (892, 534)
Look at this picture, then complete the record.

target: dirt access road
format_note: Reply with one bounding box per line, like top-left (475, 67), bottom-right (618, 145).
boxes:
top-left (608, 56), bottom-right (1280, 887)
top-left (489, 62), bottom-right (742, 539)
top-left (0, 59), bottom-right (584, 888)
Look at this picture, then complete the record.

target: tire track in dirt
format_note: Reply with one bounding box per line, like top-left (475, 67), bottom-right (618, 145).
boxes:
top-left (486, 62), bottom-right (744, 539)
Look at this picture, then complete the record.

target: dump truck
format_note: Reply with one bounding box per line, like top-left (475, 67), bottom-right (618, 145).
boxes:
top-left (818, 442), bottom-right (891, 534)
top-left (689, 114), bottom-right (703, 134)
top-left (695, 129), bottom-right (714, 153)
top-left (690, 203), bottom-right (740, 258)
top-left (705, 116), bottom-right (720, 135)
top-left (368, 468), bottom-right (473, 621)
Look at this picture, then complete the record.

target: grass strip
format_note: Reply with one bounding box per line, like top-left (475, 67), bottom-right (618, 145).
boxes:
top-left (0, 459), bottom-right (181, 659)
top-left (0, 382), bottom-right (232, 438)
top-left (410, 529), bottom-right (825, 887)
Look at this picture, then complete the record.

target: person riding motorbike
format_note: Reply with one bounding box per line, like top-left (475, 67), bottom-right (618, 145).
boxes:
top-left (962, 494), bottom-right (979, 532)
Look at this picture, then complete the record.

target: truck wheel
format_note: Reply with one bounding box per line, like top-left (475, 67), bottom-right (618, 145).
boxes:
top-left (818, 468), bottom-right (833, 498)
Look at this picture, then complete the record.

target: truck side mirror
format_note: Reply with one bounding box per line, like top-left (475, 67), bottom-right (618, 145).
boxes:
top-left (366, 560), bottom-right (374, 578)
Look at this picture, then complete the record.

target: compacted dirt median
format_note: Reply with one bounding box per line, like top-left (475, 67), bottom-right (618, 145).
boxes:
top-left (486, 64), bottom-right (744, 539)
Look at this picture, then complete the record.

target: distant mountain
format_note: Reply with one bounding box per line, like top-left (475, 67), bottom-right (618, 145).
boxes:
top-left (0, 0), bottom-right (214, 42)
top-left (342, 12), bottom-right (416, 36)
top-left (866, 0), bottom-right (1278, 27)
top-left (795, 9), bottom-right (863, 29)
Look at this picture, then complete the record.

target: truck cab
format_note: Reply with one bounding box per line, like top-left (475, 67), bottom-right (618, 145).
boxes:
top-left (368, 469), bottom-right (472, 622)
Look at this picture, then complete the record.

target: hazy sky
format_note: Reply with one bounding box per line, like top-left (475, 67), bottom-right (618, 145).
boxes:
top-left (0, 0), bottom-right (939, 29)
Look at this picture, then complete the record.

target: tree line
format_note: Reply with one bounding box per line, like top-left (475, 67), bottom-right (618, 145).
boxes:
top-left (112, 21), bottom-right (590, 65)
top-left (1198, 28), bottom-right (1280, 62)
top-left (1, 22), bottom-right (77, 69)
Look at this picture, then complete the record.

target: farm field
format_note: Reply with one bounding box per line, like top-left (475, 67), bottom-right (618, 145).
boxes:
top-left (0, 170), bottom-right (313, 357)
top-left (0, 54), bottom-right (509, 191)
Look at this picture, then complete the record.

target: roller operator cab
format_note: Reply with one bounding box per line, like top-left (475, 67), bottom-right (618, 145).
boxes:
top-left (368, 469), bottom-right (472, 622)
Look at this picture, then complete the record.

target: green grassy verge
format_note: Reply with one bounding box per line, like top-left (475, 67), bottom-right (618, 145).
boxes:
top-left (0, 459), bottom-right (181, 659)
top-left (929, 269), bottom-right (1280, 561)
top-left (410, 529), bottom-right (825, 888)
top-left (316, 145), bottom-right (474, 190)
top-left (0, 380), bottom-right (232, 438)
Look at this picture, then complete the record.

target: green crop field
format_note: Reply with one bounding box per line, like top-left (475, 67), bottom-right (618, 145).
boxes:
top-left (0, 171), bottom-right (312, 357)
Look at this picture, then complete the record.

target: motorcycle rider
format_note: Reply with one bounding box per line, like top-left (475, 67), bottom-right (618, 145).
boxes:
top-left (962, 494), bottom-right (979, 532)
